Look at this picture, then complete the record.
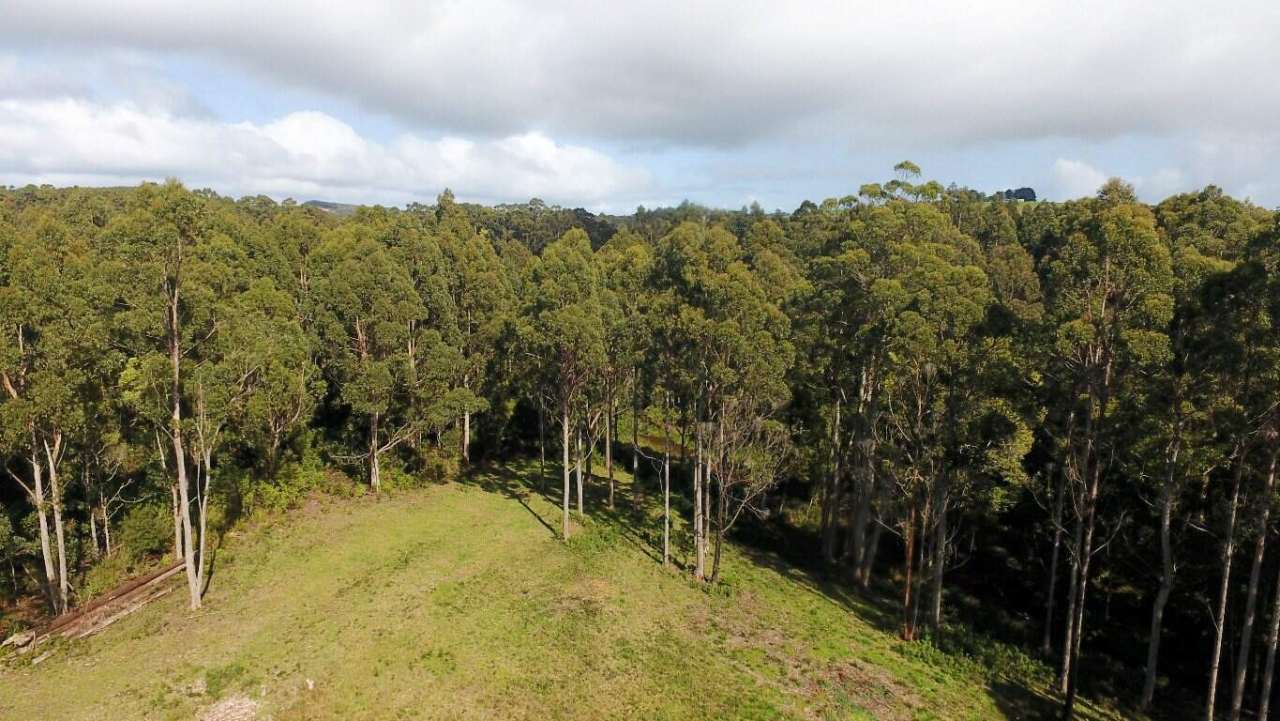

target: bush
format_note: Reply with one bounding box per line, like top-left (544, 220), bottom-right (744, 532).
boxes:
top-left (117, 503), bottom-right (174, 563)
top-left (239, 438), bottom-right (360, 514)
top-left (79, 551), bottom-right (133, 600)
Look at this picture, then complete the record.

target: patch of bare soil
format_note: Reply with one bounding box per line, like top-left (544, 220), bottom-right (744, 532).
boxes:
top-left (809, 657), bottom-right (923, 721)
top-left (199, 694), bottom-right (258, 721)
top-left (556, 577), bottom-right (616, 616)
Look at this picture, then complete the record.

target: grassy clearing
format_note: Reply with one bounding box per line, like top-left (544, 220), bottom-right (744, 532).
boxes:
top-left (0, 460), bottom-right (1135, 720)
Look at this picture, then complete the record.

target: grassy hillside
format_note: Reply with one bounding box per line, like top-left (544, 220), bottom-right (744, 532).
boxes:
top-left (0, 462), bottom-right (1134, 721)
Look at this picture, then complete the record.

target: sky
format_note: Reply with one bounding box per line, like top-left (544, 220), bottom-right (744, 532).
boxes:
top-left (2, 1), bottom-right (1279, 212)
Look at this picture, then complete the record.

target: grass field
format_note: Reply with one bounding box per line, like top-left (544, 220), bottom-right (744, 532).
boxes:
top-left (0, 461), bottom-right (1137, 721)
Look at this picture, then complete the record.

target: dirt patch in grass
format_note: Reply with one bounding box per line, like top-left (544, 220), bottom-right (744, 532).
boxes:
top-left (556, 577), bottom-right (616, 616)
top-left (199, 694), bottom-right (258, 721)
top-left (810, 657), bottom-right (923, 721)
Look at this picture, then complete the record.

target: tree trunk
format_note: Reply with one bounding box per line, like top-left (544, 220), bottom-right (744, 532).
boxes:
top-left (1058, 508), bottom-right (1084, 693)
top-left (198, 449), bottom-right (213, 597)
top-left (1044, 462), bottom-right (1066, 657)
top-left (28, 450), bottom-right (59, 613)
top-left (1207, 457), bottom-right (1246, 721)
top-left (860, 517), bottom-right (882, 588)
top-left (708, 410), bottom-right (727, 583)
top-left (632, 370), bottom-right (640, 481)
top-left (88, 494), bottom-right (100, 560)
top-left (562, 408), bottom-right (570, 539)
top-left (1257, 550), bottom-right (1280, 721)
top-left (903, 503), bottom-right (918, 641)
top-left (102, 494), bottom-right (113, 557)
top-left (44, 437), bottom-right (69, 613)
top-left (538, 401), bottom-right (546, 490)
top-left (462, 411), bottom-right (471, 463)
top-left (1231, 449), bottom-right (1279, 721)
top-left (368, 412), bottom-right (381, 492)
top-left (1141, 469), bottom-right (1177, 710)
top-left (575, 427), bottom-right (584, 514)
top-left (170, 289), bottom-right (201, 610)
top-left (663, 450), bottom-right (670, 565)
top-left (1061, 446), bottom-right (1104, 721)
top-left (606, 399), bottom-right (615, 509)
top-left (709, 470), bottom-right (726, 584)
top-left (929, 478), bottom-right (948, 633)
top-left (694, 422), bottom-right (705, 581)
top-left (824, 398), bottom-right (842, 564)
top-left (170, 482), bottom-right (182, 563)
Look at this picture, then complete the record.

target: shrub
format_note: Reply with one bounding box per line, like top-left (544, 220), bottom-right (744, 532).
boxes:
top-left (79, 551), bottom-right (133, 599)
top-left (117, 503), bottom-right (174, 563)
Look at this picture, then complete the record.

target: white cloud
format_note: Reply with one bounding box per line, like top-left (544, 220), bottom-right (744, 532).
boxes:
top-left (3, 1), bottom-right (1280, 149)
top-left (4, 2), bottom-right (1280, 207)
top-left (1051, 158), bottom-right (1109, 200)
top-left (0, 99), bottom-right (649, 205)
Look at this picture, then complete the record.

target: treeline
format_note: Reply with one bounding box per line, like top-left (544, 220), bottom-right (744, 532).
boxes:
top-left (1, 166), bottom-right (1278, 720)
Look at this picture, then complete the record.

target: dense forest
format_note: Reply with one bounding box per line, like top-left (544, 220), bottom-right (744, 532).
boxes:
top-left (1, 163), bottom-right (1278, 721)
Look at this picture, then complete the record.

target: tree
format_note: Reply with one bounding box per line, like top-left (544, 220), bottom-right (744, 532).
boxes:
top-left (525, 229), bottom-right (605, 538)
top-left (311, 221), bottom-right (466, 492)
top-left (111, 182), bottom-right (243, 609)
top-left (432, 192), bottom-right (513, 462)
top-left (1045, 182), bottom-right (1174, 719)
top-left (1, 207), bottom-right (118, 612)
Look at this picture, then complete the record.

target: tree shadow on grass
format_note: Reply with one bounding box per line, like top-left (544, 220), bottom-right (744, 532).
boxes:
top-left (461, 461), bottom-right (560, 539)
top-left (987, 680), bottom-right (1128, 721)
top-left (458, 455), bottom-right (1136, 721)
top-left (459, 459), bottom-right (673, 567)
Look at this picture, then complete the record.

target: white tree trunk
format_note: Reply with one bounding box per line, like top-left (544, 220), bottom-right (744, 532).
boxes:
top-left (1257, 553), bottom-right (1280, 721)
top-left (368, 412), bottom-right (381, 493)
top-left (605, 403), bottom-right (614, 509)
top-left (1206, 461), bottom-right (1245, 721)
top-left (463, 411), bottom-right (471, 463)
top-left (28, 451), bottom-right (59, 613)
top-left (575, 427), bottom-right (584, 514)
top-left (1141, 474), bottom-right (1176, 710)
top-left (44, 437), bottom-right (69, 613)
top-left (170, 291), bottom-right (201, 610)
top-left (101, 495), bottom-right (113, 557)
top-left (663, 451), bottom-right (671, 566)
top-left (1231, 450), bottom-right (1279, 721)
top-left (561, 408), bottom-right (571, 539)
top-left (694, 425), bottom-right (704, 580)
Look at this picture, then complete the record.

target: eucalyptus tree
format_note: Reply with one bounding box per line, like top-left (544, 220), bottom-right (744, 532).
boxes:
top-left (870, 207), bottom-right (993, 638)
top-left (525, 228), bottom-right (605, 538)
top-left (0, 208), bottom-right (116, 612)
top-left (1248, 221), bottom-right (1280, 721)
top-left (794, 206), bottom-right (892, 583)
top-left (595, 229), bottom-right (653, 508)
top-left (310, 224), bottom-right (424, 492)
top-left (1046, 181), bottom-right (1174, 720)
top-left (1188, 231), bottom-right (1280, 721)
top-left (1132, 186), bottom-right (1258, 711)
top-left (229, 279), bottom-right (321, 479)
top-left (434, 191), bottom-right (514, 462)
top-left (109, 181), bottom-right (243, 609)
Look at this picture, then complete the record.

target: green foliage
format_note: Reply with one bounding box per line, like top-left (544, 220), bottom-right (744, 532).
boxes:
top-left (116, 503), bottom-right (174, 563)
top-left (79, 551), bottom-right (134, 600)
top-left (0, 174), bottom-right (1274, 720)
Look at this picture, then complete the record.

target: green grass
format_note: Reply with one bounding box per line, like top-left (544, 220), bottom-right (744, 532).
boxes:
top-left (0, 460), bottom-right (1137, 721)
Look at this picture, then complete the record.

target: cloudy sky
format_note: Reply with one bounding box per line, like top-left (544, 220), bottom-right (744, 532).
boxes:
top-left (2, 1), bottom-right (1278, 211)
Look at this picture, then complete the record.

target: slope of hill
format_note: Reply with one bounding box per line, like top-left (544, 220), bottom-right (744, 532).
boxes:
top-left (301, 200), bottom-right (360, 216)
top-left (0, 462), bottom-right (1134, 721)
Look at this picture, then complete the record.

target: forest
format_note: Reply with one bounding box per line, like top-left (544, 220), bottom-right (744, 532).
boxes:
top-left (0, 163), bottom-right (1278, 721)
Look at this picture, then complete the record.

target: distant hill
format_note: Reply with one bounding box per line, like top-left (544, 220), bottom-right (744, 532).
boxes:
top-left (302, 200), bottom-right (360, 216)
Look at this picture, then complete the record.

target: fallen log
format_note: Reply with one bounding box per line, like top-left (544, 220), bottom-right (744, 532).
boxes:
top-left (3, 560), bottom-right (184, 654)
